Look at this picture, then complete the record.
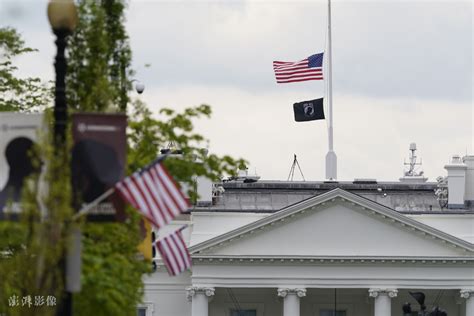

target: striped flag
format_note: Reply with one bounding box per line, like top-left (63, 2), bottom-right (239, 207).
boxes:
top-left (156, 228), bottom-right (192, 276)
top-left (273, 53), bottom-right (324, 83)
top-left (115, 160), bottom-right (190, 229)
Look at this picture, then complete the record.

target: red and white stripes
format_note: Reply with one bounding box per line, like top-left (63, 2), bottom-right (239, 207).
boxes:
top-left (273, 58), bottom-right (323, 83)
top-left (115, 163), bottom-right (190, 229)
top-left (115, 159), bottom-right (192, 276)
top-left (156, 229), bottom-right (192, 276)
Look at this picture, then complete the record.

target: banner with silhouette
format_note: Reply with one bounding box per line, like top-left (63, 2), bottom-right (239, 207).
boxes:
top-left (0, 113), bottom-right (44, 220)
top-left (72, 113), bottom-right (127, 222)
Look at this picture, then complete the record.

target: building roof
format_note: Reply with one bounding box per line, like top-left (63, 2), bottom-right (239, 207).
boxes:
top-left (190, 188), bottom-right (474, 256)
top-left (193, 180), bottom-right (474, 213)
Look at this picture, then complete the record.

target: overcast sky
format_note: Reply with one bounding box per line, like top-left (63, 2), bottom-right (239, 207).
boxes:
top-left (1, 0), bottom-right (473, 182)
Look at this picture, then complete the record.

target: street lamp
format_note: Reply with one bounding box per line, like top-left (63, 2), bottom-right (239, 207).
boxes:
top-left (47, 0), bottom-right (78, 144)
top-left (47, 2), bottom-right (78, 316)
top-left (131, 79), bottom-right (145, 94)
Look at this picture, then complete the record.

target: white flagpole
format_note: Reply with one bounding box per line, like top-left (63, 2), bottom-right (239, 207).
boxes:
top-left (325, 0), bottom-right (337, 180)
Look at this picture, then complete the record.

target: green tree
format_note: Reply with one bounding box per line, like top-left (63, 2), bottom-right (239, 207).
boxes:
top-left (0, 27), bottom-right (52, 112)
top-left (67, 1), bottom-right (245, 316)
top-left (67, 0), bottom-right (131, 112)
top-left (128, 101), bottom-right (246, 195)
top-left (0, 2), bottom-right (245, 316)
top-left (0, 116), bottom-right (74, 316)
top-left (0, 27), bottom-right (65, 316)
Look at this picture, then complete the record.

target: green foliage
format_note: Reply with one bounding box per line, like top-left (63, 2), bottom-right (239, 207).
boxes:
top-left (0, 28), bottom-right (60, 316)
top-left (75, 219), bottom-right (149, 316)
top-left (0, 113), bottom-right (73, 316)
top-left (128, 100), bottom-right (246, 202)
top-left (1, 1), bottom-right (246, 315)
top-left (0, 27), bottom-right (52, 112)
top-left (67, 0), bottom-right (132, 112)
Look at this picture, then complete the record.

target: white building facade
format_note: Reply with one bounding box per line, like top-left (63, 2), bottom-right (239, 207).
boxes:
top-left (142, 155), bottom-right (474, 316)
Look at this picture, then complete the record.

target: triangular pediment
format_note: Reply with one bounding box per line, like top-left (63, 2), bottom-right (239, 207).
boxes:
top-left (190, 189), bottom-right (473, 259)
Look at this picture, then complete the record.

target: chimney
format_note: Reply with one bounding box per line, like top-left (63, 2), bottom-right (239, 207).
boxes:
top-left (195, 176), bottom-right (212, 206)
top-left (194, 148), bottom-right (212, 206)
top-left (463, 155), bottom-right (474, 204)
top-left (444, 155), bottom-right (467, 209)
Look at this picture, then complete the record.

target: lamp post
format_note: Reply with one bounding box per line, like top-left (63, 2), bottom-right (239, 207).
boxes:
top-left (47, 0), bottom-right (77, 145)
top-left (47, 1), bottom-right (78, 316)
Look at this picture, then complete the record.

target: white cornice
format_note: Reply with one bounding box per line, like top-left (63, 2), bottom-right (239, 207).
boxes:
top-left (189, 188), bottom-right (474, 255)
top-left (188, 255), bottom-right (474, 265)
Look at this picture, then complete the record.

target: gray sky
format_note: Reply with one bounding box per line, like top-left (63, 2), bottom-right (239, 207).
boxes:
top-left (1, 0), bottom-right (473, 181)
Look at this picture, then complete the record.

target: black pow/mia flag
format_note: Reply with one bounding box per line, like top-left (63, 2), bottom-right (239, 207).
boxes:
top-left (293, 98), bottom-right (325, 122)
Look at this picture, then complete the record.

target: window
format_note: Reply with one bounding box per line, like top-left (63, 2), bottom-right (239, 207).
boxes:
top-left (136, 302), bottom-right (154, 316)
top-left (320, 310), bottom-right (346, 316)
top-left (230, 309), bottom-right (257, 316)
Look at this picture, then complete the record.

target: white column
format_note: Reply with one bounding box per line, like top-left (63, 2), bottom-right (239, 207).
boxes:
top-left (369, 288), bottom-right (398, 316)
top-left (460, 289), bottom-right (474, 316)
top-left (278, 288), bottom-right (306, 316)
top-left (186, 287), bottom-right (215, 316)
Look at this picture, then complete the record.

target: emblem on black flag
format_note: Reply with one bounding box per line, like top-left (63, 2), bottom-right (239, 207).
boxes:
top-left (303, 103), bottom-right (314, 117)
top-left (293, 98), bottom-right (325, 122)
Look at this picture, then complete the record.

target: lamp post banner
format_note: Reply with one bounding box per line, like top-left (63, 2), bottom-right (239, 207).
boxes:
top-left (72, 113), bottom-right (127, 222)
top-left (0, 112), bottom-right (44, 221)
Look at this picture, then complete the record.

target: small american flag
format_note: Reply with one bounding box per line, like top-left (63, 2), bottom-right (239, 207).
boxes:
top-left (156, 228), bottom-right (192, 276)
top-left (273, 53), bottom-right (324, 83)
top-left (115, 159), bottom-right (190, 229)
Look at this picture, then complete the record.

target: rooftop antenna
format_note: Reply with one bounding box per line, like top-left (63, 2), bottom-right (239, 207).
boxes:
top-left (400, 143), bottom-right (427, 183)
top-left (404, 143), bottom-right (422, 176)
top-left (287, 154), bottom-right (306, 181)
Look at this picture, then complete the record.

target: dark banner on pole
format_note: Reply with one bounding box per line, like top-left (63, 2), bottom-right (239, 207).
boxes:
top-left (72, 113), bottom-right (127, 222)
top-left (293, 98), bottom-right (325, 122)
top-left (0, 113), bottom-right (44, 221)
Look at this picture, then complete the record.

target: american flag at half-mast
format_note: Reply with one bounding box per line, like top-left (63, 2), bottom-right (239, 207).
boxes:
top-left (273, 53), bottom-right (324, 83)
top-left (156, 228), bottom-right (192, 276)
top-left (115, 159), bottom-right (190, 229)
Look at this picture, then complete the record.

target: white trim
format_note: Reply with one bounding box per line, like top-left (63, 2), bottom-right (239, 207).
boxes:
top-left (192, 255), bottom-right (474, 264)
top-left (189, 262), bottom-right (474, 288)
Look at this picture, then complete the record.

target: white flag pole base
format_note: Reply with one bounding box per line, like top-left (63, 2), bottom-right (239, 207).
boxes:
top-left (325, 150), bottom-right (337, 181)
